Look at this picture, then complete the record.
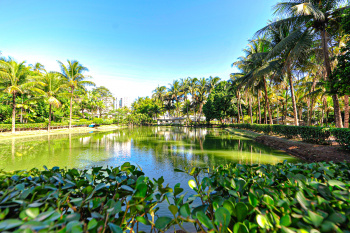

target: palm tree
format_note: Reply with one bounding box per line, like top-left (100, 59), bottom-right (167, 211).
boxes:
top-left (33, 72), bottom-right (64, 132)
top-left (180, 78), bottom-right (190, 123)
top-left (57, 60), bottom-right (95, 129)
top-left (259, 0), bottom-right (349, 127)
top-left (196, 77), bottom-right (209, 122)
top-left (30, 62), bottom-right (45, 74)
top-left (188, 77), bottom-right (199, 121)
top-left (0, 59), bottom-right (38, 133)
top-left (152, 85), bottom-right (167, 118)
top-left (168, 80), bottom-right (182, 118)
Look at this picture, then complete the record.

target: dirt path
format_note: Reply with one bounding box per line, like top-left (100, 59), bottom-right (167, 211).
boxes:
top-left (255, 135), bottom-right (350, 163)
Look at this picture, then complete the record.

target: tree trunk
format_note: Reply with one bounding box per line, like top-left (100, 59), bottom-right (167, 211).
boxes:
top-left (321, 28), bottom-right (342, 128)
top-left (284, 85), bottom-right (288, 125)
top-left (48, 104), bottom-right (52, 132)
top-left (69, 89), bottom-right (73, 129)
top-left (237, 92), bottom-right (241, 123)
top-left (12, 93), bottom-right (16, 133)
top-left (263, 77), bottom-right (273, 125)
top-left (249, 96), bottom-right (253, 124)
top-left (240, 97), bottom-right (244, 123)
top-left (258, 91), bottom-right (261, 124)
top-left (307, 98), bottom-right (310, 126)
top-left (345, 95), bottom-right (349, 128)
top-left (287, 68), bottom-right (299, 126)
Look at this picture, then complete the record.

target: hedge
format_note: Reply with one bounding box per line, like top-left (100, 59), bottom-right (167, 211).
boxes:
top-left (230, 123), bottom-right (349, 149)
top-left (1, 161), bottom-right (350, 232)
top-left (0, 121), bottom-right (94, 132)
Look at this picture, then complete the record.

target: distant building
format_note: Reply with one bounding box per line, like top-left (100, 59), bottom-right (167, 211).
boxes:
top-left (115, 97), bottom-right (132, 109)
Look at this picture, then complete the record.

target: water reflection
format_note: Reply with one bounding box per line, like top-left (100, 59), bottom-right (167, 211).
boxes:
top-left (0, 127), bottom-right (297, 172)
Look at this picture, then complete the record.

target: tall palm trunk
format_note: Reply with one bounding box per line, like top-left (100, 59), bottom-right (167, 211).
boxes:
top-left (321, 28), bottom-right (342, 128)
top-left (308, 76), bottom-right (317, 126)
top-left (258, 91), bottom-right (261, 124)
top-left (287, 68), bottom-right (298, 126)
top-left (12, 93), bottom-right (16, 133)
top-left (263, 77), bottom-right (273, 125)
top-left (69, 88), bottom-right (73, 129)
top-left (249, 96), bottom-right (253, 124)
top-left (48, 104), bottom-right (52, 132)
top-left (237, 92), bottom-right (241, 123)
top-left (284, 85), bottom-right (288, 125)
top-left (345, 95), bottom-right (349, 128)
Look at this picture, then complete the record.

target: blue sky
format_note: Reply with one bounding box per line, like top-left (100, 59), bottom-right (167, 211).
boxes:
top-left (1, 0), bottom-right (278, 100)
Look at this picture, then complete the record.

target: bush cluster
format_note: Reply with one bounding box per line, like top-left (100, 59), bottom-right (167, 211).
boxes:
top-left (230, 123), bottom-right (350, 149)
top-left (93, 118), bottom-right (113, 125)
top-left (1, 162), bottom-right (350, 232)
top-left (0, 121), bottom-right (101, 132)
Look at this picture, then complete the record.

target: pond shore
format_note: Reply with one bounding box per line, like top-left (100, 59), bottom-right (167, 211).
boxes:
top-left (0, 125), bottom-right (121, 140)
top-left (227, 128), bottom-right (350, 163)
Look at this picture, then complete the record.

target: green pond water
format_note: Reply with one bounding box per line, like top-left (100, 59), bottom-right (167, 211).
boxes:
top-left (0, 126), bottom-right (297, 173)
top-left (0, 126), bottom-right (298, 231)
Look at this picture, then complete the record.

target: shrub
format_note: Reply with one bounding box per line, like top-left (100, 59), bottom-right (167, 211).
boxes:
top-left (231, 123), bottom-right (333, 145)
top-left (1, 162), bottom-right (350, 232)
top-left (330, 128), bottom-right (350, 150)
top-left (93, 118), bottom-right (104, 124)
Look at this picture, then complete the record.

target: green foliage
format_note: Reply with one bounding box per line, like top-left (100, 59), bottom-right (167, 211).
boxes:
top-left (330, 128), bottom-right (350, 151)
top-left (0, 121), bottom-right (102, 132)
top-left (203, 81), bottom-right (237, 123)
top-left (231, 123), bottom-right (334, 145)
top-left (2, 162), bottom-right (350, 232)
top-left (328, 9), bottom-right (350, 96)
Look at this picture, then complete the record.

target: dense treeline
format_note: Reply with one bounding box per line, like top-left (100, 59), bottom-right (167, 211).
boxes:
top-left (149, 1), bottom-right (350, 129)
top-left (0, 57), bottom-right (117, 132)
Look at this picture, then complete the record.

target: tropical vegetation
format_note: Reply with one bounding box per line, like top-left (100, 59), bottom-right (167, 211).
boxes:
top-left (1, 161), bottom-right (350, 232)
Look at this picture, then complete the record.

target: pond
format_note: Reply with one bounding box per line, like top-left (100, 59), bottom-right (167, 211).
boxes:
top-left (0, 126), bottom-right (297, 190)
top-left (0, 127), bottom-right (297, 172)
top-left (0, 126), bottom-right (298, 231)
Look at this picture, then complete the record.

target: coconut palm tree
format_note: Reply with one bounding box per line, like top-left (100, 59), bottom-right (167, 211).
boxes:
top-left (152, 85), bottom-right (167, 118)
top-left (188, 77), bottom-right (199, 121)
top-left (33, 72), bottom-right (65, 132)
top-left (0, 59), bottom-right (39, 133)
top-left (30, 62), bottom-right (45, 74)
top-left (258, 0), bottom-right (349, 127)
top-left (57, 60), bottom-right (95, 129)
top-left (168, 80), bottom-right (182, 118)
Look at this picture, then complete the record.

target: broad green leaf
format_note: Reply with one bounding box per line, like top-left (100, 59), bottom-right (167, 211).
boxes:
top-left (256, 215), bottom-right (268, 229)
top-left (233, 222), bottom-right (249, 233)
top-left (214, 207), bottom-right (231, 229)
top-left (136, 216), bottom-right (151, 225)
top-left (180, 203), bottom-right (191, 217)
top-left (168, 205), bottom-right (178, 216)
top-left (280, 215), bottom-right (291, 227)
top-left (248, 192), bottom-right (259, 207)
top-left (196, 211), bottom-right (214, 229)
top-left (235, 202), bottom-right (248, 222)
top-left (263, 195), bottom-right (274, 206)
top-left (155, 217), bottom-right (172, 230)
top-left (223, 200), bottom-right (235, 216)
top-left (308, 210), bottom-right (324, 227)
top-left (108, 223), bottom-right (123, 233)
top-left (25, 208), bottom-right (39, 219)
top-left (0, 219), bottom-right (23, 230)
top-left (88, 219), bottom-right (98, 230)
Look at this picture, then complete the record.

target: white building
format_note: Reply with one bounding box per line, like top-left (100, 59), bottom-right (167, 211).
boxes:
top-left (115, 97), bottom-right (132, 109)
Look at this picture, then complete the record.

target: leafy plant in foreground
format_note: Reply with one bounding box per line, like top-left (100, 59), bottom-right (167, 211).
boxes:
top-left (1, 161), bottom-right (350, 232)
